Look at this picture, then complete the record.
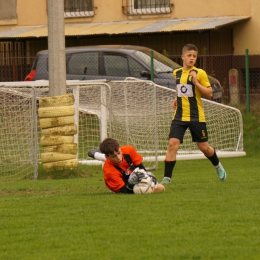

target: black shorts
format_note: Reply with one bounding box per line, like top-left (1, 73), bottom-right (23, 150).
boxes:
top-left (168, 120), bottom-right (208, 143)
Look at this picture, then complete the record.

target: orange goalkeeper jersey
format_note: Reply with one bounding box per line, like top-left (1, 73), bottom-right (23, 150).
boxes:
top-left (103, 145), bottom-right (143, 193)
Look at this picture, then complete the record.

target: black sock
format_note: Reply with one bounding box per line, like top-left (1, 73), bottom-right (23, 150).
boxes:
top-left (164, 161), bottom-right (176, 179)
top-left (206, 150), bottom-right (219, 167)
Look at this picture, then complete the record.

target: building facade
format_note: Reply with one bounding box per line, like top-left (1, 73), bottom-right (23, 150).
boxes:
top-left (0, 1), bottom-right (258, 53)
top-left (0, 0), bottom-right (259, 88)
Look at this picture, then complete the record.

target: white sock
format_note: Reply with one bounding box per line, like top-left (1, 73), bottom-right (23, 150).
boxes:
top-left (94, 152), bottom-right (106, 162)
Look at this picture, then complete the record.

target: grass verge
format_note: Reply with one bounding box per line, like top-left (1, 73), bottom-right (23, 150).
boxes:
top-left (0, 110), bottom-right (259, 260)
top-left (0, 156), bottom-right (260, 260)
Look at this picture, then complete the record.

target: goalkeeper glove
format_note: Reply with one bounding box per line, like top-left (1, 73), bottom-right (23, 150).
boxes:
top-left (128, 167), bottom-right (147, 185)
top-left (146, 171), bottom-right (158, 188)
top-left (138, 174), bottom-right (158, 189)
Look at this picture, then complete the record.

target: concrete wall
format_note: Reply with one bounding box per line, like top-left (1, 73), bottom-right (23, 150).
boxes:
top-left (0, 0), bottom-right (17, 24)
top-left (233, 0), bottom-right (260, 54)
top-left (172, 0), bottom-right (250, 18)
top-left (16, 0), bottom-right (47, 26)
top-left (12, 0), bottom-right (252, 25)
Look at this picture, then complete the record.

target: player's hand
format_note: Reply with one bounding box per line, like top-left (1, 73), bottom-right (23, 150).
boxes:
top-left (139, 175), bottom-right (158, 189)
top-left (146, 171), bottom-right (155, 177)
top-left (146, 172), bottom-right (158, 187)
top-left (150, 179), bottom-right (158, 189)
top-left (189, 70), bottom-right (198, 85)
top-left (172, 98), bottom-right (177, 109)
top-left (128, 168), bottom-right (147, 185)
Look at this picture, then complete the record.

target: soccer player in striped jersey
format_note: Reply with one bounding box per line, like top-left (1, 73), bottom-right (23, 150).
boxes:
top-left (161, 44), bottom-right (226, 184)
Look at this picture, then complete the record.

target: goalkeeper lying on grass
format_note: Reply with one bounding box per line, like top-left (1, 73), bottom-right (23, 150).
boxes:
top-left (88, 137), bottom-right (165, 194)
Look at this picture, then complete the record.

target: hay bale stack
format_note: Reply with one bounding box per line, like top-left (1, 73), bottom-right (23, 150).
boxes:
top-left (38, 94), bottom-right (78, 171)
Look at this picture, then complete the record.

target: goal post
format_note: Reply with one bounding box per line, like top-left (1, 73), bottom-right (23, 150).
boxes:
top-left (0, 80), bottom-right (245, 181)
top-left (0, 86), bottom-right (38, 181)
top-left (108, 80), bottom-right (245, 165)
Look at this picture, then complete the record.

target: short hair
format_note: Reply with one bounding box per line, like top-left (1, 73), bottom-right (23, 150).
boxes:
top-left (99, 138), bottom-right (120, 156)
top-left (182, 44), bottom-right (198, 54)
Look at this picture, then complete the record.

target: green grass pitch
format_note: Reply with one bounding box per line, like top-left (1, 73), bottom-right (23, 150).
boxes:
top-left (0, 112), bottom-right (259, 260)
top-left (0, 156), bottom-right (260, 260)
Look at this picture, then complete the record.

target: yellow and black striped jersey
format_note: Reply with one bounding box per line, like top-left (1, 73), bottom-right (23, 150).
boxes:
top-left (172, 66), bottom-right (210, 122)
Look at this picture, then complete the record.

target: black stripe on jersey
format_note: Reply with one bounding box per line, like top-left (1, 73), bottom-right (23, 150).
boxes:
top-left (187, 70), bottom-right (199, 121)
top-left (176, 70), bottom-right (182, 85)
top-left (175, 70), bottom-right (183, 120)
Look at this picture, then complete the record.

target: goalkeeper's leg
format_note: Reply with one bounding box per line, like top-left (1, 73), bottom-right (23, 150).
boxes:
top-left (88, 148), bottom-right (106, 162)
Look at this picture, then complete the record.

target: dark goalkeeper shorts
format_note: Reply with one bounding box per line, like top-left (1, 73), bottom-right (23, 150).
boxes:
top-left (168, 120), bottom-right (208, 143)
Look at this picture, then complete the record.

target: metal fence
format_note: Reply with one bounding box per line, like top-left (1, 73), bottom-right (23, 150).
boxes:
top-left (1, 51), bottom-right (259, 106)
top-left (0, 55), bottom-right (34, 82)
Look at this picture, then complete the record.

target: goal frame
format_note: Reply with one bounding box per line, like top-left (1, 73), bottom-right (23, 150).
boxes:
top-left (0, 80), bottom-right (246, 181)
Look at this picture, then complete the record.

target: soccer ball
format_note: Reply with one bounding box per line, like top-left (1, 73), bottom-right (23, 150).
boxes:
top-left (133, 179), bottom-right (155, 195)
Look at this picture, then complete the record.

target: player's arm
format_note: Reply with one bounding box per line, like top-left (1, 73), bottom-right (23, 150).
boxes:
top-left (189, 70), bottom-right (213, 99)
top-left (120, 167), bottom-right (147, 194)
top-left (119, 164), bottom-right (146, 193)
top-left (127, 145), bottom-right (146, 170)
top-left (172, 69), bottom-right (178, 109)
top-left (172, 98), bottom-right (177, 109)
top-left (119, 167), bottom-right (145, 194)
top-left (120, 185), bottom-right (133, 194)
top-left (136, 163), bottom-right (146, 171)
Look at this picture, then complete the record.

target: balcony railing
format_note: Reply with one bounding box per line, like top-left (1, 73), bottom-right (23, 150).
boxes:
top-left (64, 0), bottom-right (94, 17)
top-left (124, 0), bottom-right (172, 15)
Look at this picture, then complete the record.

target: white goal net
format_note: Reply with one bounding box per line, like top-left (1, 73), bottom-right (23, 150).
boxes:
top-left (0, 86), bottom-right (38, 181)
top-left (0, 80), bottom-right (245, 181)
